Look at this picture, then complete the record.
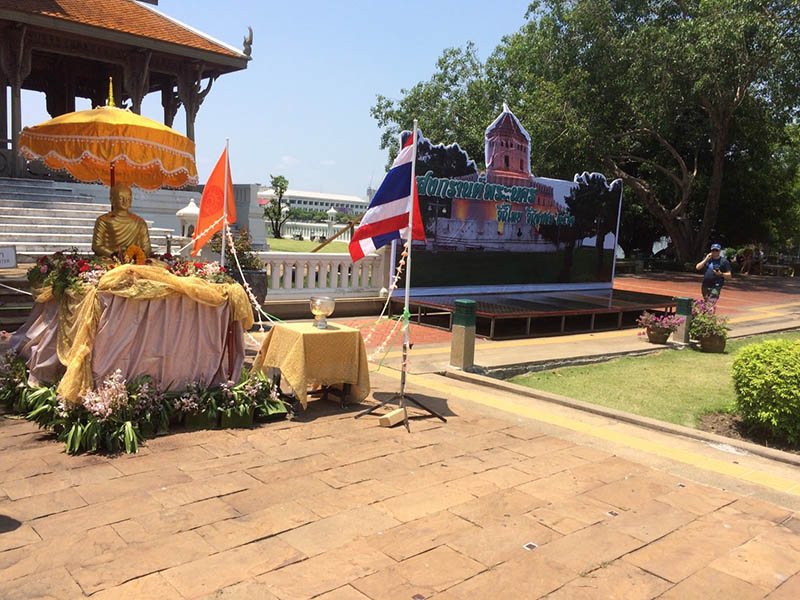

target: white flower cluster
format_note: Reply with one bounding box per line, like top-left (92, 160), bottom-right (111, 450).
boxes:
top-left (79, 266), bottom-right (106, 287)
top-left (81, 369), bottom-right (128, 421)
top-left (201, 261), bottom-right (223, 279)
top-left (173, 380), bottom-right (206, 414)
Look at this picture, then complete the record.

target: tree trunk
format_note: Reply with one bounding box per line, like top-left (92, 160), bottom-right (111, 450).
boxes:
top-left (697, 116), bottom-right (730, 254)
top-left (605, 161), bottom-right (699, 264)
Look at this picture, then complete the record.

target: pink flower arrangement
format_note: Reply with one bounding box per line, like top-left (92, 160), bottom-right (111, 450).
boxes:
top-left (636, 311), bottom-right (685, 334)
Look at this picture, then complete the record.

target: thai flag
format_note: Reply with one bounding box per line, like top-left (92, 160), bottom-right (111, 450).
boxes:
top-left (349, 136), bottom-right (426, 262)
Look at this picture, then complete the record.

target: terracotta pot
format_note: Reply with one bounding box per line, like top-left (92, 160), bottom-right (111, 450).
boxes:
top-left (646, 326), bottom-right (671, 344)
top-left (699, 334), bottom-right (726, 353)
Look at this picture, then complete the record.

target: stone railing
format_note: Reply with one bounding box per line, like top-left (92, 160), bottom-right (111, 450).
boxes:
top-left (257, 250), bottom-right (387, 299)
top-left (280, 221), bottom-right (352, 243)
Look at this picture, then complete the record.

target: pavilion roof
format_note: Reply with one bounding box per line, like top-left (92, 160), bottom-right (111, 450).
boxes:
top-left (0, 0), bottom-right (247, 64)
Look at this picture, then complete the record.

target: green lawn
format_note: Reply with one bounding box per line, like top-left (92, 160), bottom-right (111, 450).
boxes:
top-left (509, 330), bottom-right (800, 428)
top-left (266, 237), bottom-right (349, 253)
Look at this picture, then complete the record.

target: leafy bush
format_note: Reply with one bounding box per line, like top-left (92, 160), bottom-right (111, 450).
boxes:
top-left (731, 339), bottom-right (800, 445)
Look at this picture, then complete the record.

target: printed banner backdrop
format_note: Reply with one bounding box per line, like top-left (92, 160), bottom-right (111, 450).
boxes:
top-left (402, 105), bottom-right (623, 293)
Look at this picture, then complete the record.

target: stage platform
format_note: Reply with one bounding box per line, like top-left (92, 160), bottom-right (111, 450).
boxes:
top-left (391, 289), bottom-right (677, 340)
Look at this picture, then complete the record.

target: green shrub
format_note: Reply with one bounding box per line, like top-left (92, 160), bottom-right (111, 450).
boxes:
top-left (731, 339), bottom-right (800, 444)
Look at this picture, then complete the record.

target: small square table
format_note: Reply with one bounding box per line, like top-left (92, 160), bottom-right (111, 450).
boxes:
top-left (251, 322), bottom-right (370, 409)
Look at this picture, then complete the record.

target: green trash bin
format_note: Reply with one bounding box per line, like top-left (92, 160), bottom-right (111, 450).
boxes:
top-left (453, 299), bottom-right (477, 328)
top-left (674, 296), bottom-right (693, 316)
top-left (451, 299), bottom-right (477, 369)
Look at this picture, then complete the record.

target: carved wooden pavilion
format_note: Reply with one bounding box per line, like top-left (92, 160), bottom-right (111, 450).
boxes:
top-left (0, 0), bottom-right (251, 178)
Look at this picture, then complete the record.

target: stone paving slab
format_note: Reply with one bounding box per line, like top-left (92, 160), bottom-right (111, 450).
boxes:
top-left (2, 368), bottom-right (800, 598)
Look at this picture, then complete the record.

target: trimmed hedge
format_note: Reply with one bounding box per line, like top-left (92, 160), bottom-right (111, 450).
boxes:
top-left (731, 339), bottom-right (800, 445)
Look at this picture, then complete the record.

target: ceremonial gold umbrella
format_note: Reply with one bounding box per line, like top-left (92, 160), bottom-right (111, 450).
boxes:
top-left (18, 81), bottom-right (198, 190)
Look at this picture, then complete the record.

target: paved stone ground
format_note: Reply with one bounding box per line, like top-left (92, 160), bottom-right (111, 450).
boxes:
top-left (2, 368), bottom-right (799, 599)
top-left (615, 272), bottom-right (800, 318)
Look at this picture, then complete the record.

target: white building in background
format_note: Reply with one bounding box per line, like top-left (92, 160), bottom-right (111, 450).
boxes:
top-left (257, 187), bottom-right (369, 216)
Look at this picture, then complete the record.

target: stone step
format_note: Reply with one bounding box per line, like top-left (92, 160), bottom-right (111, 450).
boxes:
top-left (0, 198), bottom-right (109, 212)
top-left (0, 231), bottom-right (172, 243)
top-left (0, 224), bottom-right (173, 235)
top-left (0, 177), bottom-right (73, 188)
top-left (0, 190), bottom-right (95, 203)
top-left (0, 304), bottom-right (35, 318)
top-left (0, 207), bottom-right (109, 219)
top-left (0, 315), bottom-right (31, 331)
top-left (7, 241), bottom-right (166, 252)
top-left (0, 183), bottom-right (91, 196)
top-left (0, 215), bottom-right (103, 227)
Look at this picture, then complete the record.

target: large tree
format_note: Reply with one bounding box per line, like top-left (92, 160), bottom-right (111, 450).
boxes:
top-left (373, 0), bottom-right (800, 261)
top-left (492, 0), bottom-right (800, 261)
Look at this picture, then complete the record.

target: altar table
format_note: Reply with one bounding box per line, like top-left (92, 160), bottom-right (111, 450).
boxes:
top-left (10, 264), bottom-right (252, 400)
top-left (252, 322), bottom-right (370, 409)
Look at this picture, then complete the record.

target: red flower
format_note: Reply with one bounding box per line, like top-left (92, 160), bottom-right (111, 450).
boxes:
top-left (193, 262), bottom-right (203, 269)
top-left (79, 265), bottom-right (91, 273)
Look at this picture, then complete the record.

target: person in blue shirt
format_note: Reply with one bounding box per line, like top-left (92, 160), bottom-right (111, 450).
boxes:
top-left (695, 243), bottom-right (732, 299)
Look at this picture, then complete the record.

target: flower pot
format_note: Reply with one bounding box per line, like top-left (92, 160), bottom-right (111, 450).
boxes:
top-left (184, 409), bottom-right (219, 430)
top-left (139, 420), bottom-right (156, 439)
top-left (646, 326), bottom-right (671, 344)
top-left (220, 407), bottom-right (255, 429)
top-left (232, 269), bottom-right (268, 304)
top-left (699, 334), bottom-right (726, 353)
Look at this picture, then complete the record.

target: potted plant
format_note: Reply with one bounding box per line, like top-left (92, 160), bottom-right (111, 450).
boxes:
top-left (217, 379), bottom-right (256, 429)
top-left (173, 381), bottom-right (219, 430)
top-left (210, 228), bottom-right (268, 306)
top-left (636, 311), bottom-right (684, 344)
top-left (239, 368), bottom-right (287, 422)
top-left (688, 299), bottom-right (730, 353)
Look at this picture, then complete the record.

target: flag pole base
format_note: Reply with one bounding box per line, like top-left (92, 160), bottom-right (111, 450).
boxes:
top-left (354, 393), bottom-right (447, 424)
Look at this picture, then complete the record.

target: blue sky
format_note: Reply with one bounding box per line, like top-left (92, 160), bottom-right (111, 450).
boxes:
top-left (20, 0), bottom-right (532, 198)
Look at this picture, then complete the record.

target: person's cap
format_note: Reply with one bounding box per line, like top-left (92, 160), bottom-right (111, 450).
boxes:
top-left (710, 243), bottom-right (722, 250)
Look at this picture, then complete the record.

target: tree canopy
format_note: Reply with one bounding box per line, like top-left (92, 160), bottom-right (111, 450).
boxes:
top-left (372, 0), bottom-right (800, 259)
top-left (263, 174), bottom-right (291, 239)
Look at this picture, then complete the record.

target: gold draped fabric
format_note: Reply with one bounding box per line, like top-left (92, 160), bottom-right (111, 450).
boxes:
top-left (32, 265), bottom-right (253, 404)
top-left (252, 322), bottom-right (370, 409)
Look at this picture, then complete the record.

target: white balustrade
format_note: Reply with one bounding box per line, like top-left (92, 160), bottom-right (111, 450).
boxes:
top-left (257, 250), bottom-right (387, 299)
top-left (279, 221), bottom-right (352, 243)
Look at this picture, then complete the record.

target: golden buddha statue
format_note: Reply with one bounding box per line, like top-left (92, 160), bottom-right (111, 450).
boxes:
top-left (92, 183), bottom-right (152, 258)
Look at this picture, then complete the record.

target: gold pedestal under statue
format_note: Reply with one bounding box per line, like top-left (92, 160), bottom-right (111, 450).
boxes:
top-left (91, 183), bottom-right (152, 258)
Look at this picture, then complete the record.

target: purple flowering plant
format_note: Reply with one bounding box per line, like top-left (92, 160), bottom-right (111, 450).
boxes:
top-left (636, 311), bottom-right (685, 335)
top-left (688, 299), bottom-right (730, 340)
top-left (2, 353), bottom-right (287, 455)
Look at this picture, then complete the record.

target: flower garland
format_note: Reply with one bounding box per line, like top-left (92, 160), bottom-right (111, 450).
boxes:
top-left (223, 226), bottom-right (283, 348)
top-left (123, 245), bottom-right (147, 265)
top-left (361, 240), bottom-right (413, 366)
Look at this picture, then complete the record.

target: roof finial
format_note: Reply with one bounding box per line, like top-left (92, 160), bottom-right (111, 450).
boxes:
top-left (107, 77), bottom-right (115, 108)
top-left (502, 101), bottom-right (510, 112)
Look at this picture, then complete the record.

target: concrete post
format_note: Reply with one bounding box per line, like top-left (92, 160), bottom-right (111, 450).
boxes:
top-left (450, 299), bottom-right (476, 370)
top-left (673, 296), bottom-right (694, 344)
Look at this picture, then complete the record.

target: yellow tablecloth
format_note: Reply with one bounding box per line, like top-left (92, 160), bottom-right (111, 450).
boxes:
top-left (252, 322), bottom-right (370, 409)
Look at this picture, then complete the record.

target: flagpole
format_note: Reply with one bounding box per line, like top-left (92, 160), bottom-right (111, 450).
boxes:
top-left (399, 120), bottom-right (418, 431)
top-left (221, 138), bottom-right (229, 270)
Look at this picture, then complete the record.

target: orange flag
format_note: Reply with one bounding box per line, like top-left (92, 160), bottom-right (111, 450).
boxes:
top-left (191, 147), bottom-right (236, 256)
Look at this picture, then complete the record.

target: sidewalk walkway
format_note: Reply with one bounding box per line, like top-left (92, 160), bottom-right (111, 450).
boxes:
top-left (2, 365), bottom-right (799, 599)
top-left (350, 273), bottom-right (800, 375)
top-left (1, 271), bottom-right (799, 598)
